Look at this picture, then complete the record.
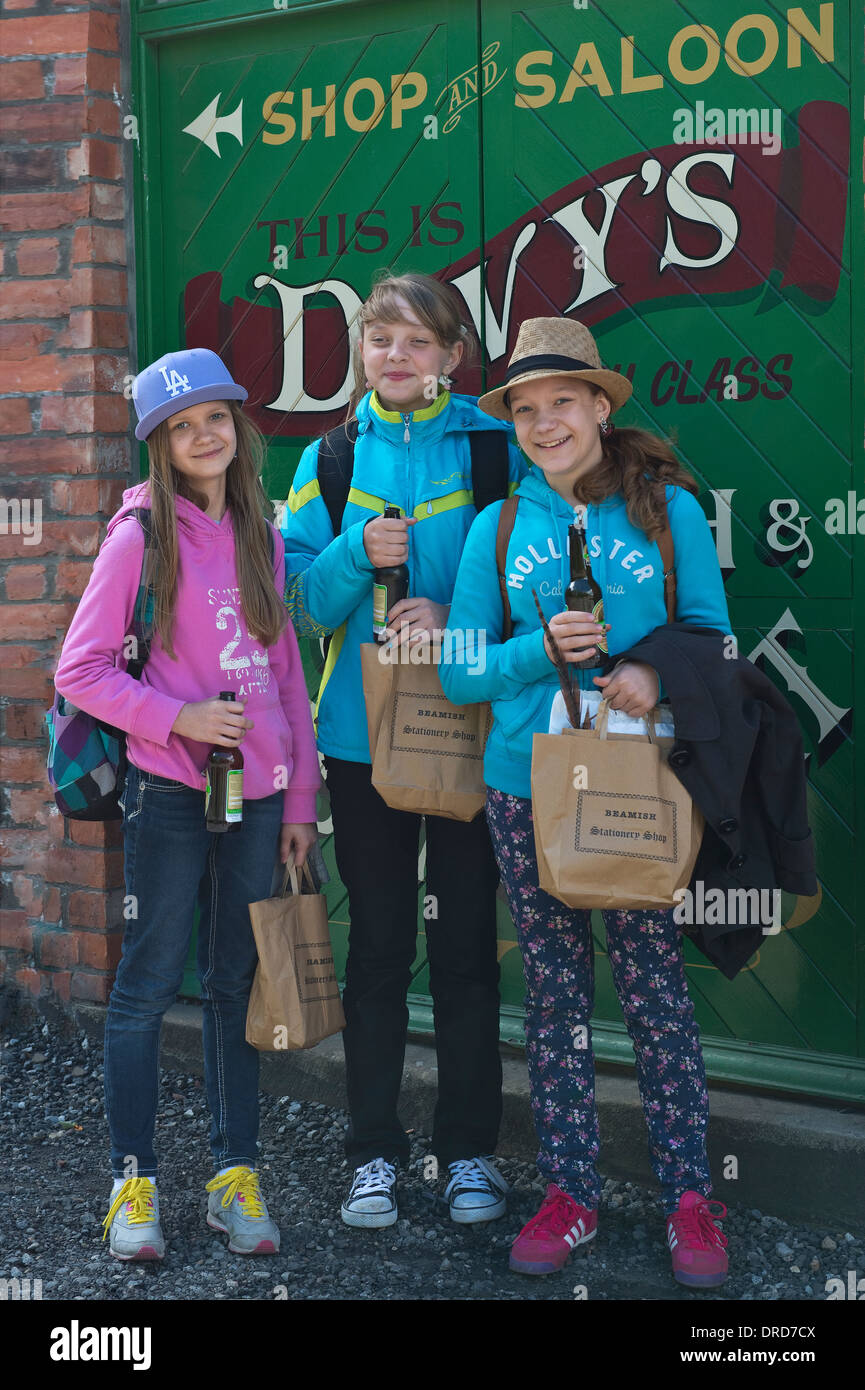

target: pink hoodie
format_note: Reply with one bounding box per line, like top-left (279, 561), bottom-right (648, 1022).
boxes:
top-left (54, 483), bottom-right (321, 823)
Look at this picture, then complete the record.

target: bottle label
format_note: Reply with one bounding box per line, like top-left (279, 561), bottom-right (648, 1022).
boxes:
top-left (226, 768), bottom-right (243, 822)
top-left (592, 599), bottom-right (608, 653)
top-left (204, 770), bottom-right (211, 815)
top-left (372, 582), bottom-right (388, 634)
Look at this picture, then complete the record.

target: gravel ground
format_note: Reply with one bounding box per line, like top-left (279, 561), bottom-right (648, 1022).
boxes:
top-left (1, 1015), bottom-right (862, 1304)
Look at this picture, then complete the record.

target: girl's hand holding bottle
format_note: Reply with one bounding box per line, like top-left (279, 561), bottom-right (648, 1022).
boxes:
top-left (171, 696), bottom-right (254, 747)
top-left (363, 512), bottom-right (416, 567)
top-left (363, 509), bottom-right (448, 643)
top-left (543, 609), bottom-right (609, 666)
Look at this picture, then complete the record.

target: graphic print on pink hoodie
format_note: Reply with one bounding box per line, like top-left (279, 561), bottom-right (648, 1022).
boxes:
top-left (54, 483), bottom-right (321, 823)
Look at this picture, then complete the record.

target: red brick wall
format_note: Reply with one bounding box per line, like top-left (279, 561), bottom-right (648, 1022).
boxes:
top-left (0, 0), bottom-right (132, 1006)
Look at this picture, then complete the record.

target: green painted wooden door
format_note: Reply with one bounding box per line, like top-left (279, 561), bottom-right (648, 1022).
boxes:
top-left (133, 0), bottom-right (864, 1099)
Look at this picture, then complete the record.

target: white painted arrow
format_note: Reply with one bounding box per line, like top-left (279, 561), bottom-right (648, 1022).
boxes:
top-left (182, 94), bottom-right (243, 156)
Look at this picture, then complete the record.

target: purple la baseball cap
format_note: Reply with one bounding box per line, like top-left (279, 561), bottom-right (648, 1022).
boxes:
top-left (132, 348), bottom-right (248, 441)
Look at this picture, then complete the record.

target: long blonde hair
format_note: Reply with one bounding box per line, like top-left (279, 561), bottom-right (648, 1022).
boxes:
top-left (343, 270), bottom-right (478, 423)
top-left (145, 402), bottom-right (286, 656)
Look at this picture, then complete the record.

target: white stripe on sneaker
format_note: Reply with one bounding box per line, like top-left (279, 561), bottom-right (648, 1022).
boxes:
top-left (563, 1220), bottom-right (587, 1249)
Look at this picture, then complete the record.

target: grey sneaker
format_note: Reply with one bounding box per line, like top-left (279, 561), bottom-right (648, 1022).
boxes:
top-left (341, 1158), bottom-right (398, 1229)
top-left (102, 1177), bottom-right (165, 1261)
top-left (445, 1156), bottom-right (508, 1224)
top-left (205, 1166), bottom-right (280, 1254)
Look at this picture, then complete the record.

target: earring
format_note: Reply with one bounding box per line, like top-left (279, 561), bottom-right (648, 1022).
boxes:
top-left (438, 373), bottom-right (454, 389)
top-left (599, 417), bottom-right (613, 437)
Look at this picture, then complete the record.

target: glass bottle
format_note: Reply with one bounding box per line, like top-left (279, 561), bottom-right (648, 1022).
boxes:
top-left (205, 691), bottom-right (244, 833)
top-left (565, 523), bottom-right (606, 669)
top-left (372, 504), bottom-right (409, 643)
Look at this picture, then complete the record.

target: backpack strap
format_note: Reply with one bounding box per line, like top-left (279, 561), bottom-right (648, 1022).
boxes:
top-left (127, 507), bottom-right (155, 681)
top-left (316, 421), bottom-right (358, 661)
top-left (495, 496), bottom-right (519, 642)
top-left (469, 429), bottom-right (510, 513)
top-left (316, 419), bottom-right (359, 536)
top-left (657, 511), bottom-right (677, 623)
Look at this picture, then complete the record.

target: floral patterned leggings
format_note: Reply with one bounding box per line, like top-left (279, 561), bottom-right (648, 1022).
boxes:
top-left (486, 788), bottom-right (712, 1215)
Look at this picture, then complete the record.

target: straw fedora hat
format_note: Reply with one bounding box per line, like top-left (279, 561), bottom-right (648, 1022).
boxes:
top-left (478, 317), bottom-right (633, 419)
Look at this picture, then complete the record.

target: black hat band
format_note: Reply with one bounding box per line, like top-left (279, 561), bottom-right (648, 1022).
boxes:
top-left (500, 353), bottom-right (597, 385)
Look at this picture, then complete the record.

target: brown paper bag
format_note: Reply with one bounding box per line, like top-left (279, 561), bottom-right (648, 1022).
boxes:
top-left (531, 700), bottom-right (704, 910)
top-left (245, 863), bottom-right (345, 1051)
top-left (360, 642), bottom-right (491, 821)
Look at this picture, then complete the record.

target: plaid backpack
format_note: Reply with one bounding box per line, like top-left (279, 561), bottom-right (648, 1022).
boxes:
top-left (45, 508), bottom-right (155, 821)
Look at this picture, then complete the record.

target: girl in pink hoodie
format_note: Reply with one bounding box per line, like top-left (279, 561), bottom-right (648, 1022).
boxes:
top-left (54, 349), bottom-right (320, 1263)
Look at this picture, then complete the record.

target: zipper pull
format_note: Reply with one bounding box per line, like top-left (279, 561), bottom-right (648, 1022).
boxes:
top-left (402, 413), bottom-right (410, 444)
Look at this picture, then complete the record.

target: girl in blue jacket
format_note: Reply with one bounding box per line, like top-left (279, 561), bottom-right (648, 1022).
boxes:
top-left (282, 272), bottom-right (525, 1231)
top-left (440, 316), bottom-right (732, 1289)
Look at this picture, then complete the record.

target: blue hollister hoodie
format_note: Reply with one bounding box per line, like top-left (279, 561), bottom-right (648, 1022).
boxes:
top-left (281, 389), bottom-right (526, 762)
top-left (439, 468), bottom-right (731, 798)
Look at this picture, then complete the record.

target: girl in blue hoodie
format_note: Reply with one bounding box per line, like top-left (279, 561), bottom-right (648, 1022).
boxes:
top-left (441, 317), bottom-right (732, 1289)
top-left (282, 273), bottom-right (525, 1231)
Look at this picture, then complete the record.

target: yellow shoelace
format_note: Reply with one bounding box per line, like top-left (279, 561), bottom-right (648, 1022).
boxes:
top-left (102, 1177), bottom-right (157, 1241)
top-left (205, 1166), bottom-right (266, 1219)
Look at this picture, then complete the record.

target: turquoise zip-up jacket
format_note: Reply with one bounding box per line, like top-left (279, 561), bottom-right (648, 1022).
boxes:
top-left (281, 389), bottom-right (526, 763)
top-left (439, 468), bottom-right (731, 798)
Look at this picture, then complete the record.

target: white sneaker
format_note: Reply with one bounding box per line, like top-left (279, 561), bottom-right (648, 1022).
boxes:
top-left (102, 1177), bottom-right (165, 1261)
top-left (445, 1156), bottom-right (508, 1224)
top-left (341, 1158), bottom-right (398, 1229)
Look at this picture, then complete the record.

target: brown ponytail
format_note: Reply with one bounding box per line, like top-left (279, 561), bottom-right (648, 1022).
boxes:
top-left (574, 390), bottom-right (698, 541)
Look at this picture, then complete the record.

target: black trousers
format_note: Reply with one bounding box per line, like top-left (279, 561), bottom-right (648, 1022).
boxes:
top-left (324, 756), bottom-right (503, 1169)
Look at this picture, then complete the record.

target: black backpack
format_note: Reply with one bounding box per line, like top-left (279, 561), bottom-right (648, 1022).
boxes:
top-left (315, 418), bottom-right (511, 536)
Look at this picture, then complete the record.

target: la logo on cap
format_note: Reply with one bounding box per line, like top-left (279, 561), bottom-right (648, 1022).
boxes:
top-left (159, 366), bottom-right (192, 398)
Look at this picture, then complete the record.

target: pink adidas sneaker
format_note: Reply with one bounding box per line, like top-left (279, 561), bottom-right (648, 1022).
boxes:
top-left (666, 1191), bottom-right (728, 1287)
top-left (509, 1183), bottom-right (597, 1275)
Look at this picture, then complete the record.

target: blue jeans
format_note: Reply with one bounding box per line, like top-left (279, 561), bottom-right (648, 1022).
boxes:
top-left (104, 765), bottom-right (282, 1178)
